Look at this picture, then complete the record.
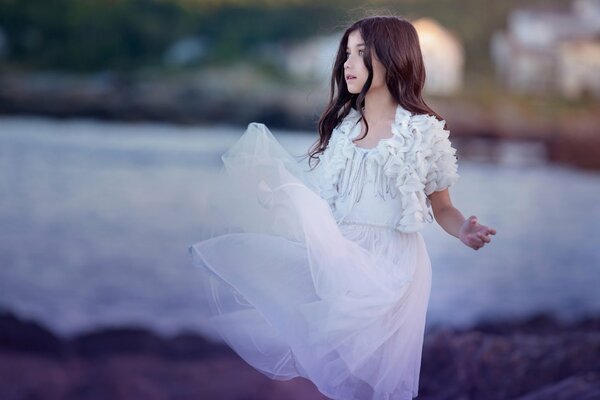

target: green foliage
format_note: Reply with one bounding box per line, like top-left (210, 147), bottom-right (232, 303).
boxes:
top-left (0, 0), bottom-right (573, 73)
top-left (0, 0), bottom-right (201, 71)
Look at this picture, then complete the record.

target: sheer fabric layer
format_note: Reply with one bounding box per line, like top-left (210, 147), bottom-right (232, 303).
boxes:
top-left (189, 122), bottom-right (433, 400)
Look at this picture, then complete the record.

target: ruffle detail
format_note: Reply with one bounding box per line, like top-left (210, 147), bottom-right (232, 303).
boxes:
top-left (387, 112), bottom-right (460, 231)
top-left (378, 107), bottom-right (429, 232)
top-left (318, 105), bottom-right (460, 233)
top-left (410, 114), bottom-right (460, 197)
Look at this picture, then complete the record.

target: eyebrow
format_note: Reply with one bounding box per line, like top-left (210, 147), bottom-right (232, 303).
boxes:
top-left (346, 43), bottom-right (365, 49)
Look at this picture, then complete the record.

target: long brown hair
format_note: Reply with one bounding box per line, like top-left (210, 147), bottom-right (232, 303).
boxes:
top-left (307, 15), bottom-right (444, 170)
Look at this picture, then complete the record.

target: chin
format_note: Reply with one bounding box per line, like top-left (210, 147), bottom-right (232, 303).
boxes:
top-left (346, 84), bottom-right (363, 94)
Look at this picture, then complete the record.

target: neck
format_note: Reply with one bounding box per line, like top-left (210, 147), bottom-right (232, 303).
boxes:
top-left (363, 88), bottom-right (397, 122)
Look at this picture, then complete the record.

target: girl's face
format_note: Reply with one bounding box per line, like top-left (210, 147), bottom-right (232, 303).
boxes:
top-left (344, 30), bottom-right (386, 94)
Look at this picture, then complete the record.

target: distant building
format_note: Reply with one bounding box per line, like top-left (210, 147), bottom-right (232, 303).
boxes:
top-left (557, 38), bottom-right (600, 98)
top-left (491, 0), bottom-right (600, 98)
top-left (280, 33), bottom-right (341, 84)
top-left (413, 17), bottom-right (465, 95)
top-left (163, 36), bottom-right (208, 67)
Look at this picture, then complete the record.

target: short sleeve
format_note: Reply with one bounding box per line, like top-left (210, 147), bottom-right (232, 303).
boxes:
top-left (422, 117), bottom-right (460, 196)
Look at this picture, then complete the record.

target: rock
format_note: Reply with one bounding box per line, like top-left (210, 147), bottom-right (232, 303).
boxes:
top-left (419, 313), bottom-right (600, 399)
top-left (0, 310), bottom-right (65, 358)
top-left (515, 370), bottom-right (600, 400)
top-left (0, 310), bottom-right (599, 399)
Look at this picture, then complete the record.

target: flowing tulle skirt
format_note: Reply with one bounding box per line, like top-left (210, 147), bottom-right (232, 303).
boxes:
top-left (188, 123), bottom-right (432, 400)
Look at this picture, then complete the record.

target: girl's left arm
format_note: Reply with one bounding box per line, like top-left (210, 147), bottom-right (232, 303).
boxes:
top-left (428, 189), bottom-right (496, 251)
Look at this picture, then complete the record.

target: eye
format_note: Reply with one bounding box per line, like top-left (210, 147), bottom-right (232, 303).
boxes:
top-left (345, 49), bottom-right (364, 59)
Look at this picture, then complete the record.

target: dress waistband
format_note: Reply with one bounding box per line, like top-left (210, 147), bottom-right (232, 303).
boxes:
top-left (337, 219), bottom-right (400, 232)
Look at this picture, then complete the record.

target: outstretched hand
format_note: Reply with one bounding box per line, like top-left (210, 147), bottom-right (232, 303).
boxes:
top-left (459, 216), bottom-right (496, 251)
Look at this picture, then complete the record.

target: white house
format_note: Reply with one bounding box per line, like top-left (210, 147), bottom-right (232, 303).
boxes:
top-left (163, 36), bottom-right (208, 67)
top-left (280, 32), bottom-right (341, 84)
top-left (557, 38), bottom-right (600, 99)
top-left (491, 0), bottom-right (600, 98)
top-left (413, 17), bottom-right (464, 95)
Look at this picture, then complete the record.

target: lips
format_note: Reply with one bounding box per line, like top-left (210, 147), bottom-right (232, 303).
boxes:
top-left (346, 74), bottom-right (356, 80)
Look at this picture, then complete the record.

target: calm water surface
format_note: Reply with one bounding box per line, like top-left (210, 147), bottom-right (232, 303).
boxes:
top-left (1, 116), bottom-right (599, 340)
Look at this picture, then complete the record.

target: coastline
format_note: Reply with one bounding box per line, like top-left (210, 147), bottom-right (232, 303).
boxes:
top-left (1, 70), bottom-right (599, 171)
top-left (1, 309), bottom-right (598, 399)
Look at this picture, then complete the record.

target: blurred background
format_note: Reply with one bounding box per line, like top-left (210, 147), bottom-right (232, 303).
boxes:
top-left (1, 0), bottom-right (599, 399)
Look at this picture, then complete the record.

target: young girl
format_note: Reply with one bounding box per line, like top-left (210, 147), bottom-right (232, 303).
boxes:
top-left (189, 15), bottom-right (496, 400)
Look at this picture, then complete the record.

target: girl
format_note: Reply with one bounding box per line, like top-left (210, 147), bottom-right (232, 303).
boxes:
top-left (189, 15), bottom-right (496, 400)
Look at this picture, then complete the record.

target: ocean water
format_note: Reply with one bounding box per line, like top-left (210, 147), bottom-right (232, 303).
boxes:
top-left (1, 116), bottom-right (599, 340)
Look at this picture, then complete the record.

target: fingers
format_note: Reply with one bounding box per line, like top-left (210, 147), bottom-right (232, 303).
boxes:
top-left (469, 216), bottom-right (497, 236)
top-left (465, 233), bottom-right (484, 250)
top-left (463, 217), bottom-right (496, 250)
top-left (468, 231), bottom-right (491, 250)
top-left (477, 232), bottom-right (491, 243)
top-left (484, 225), bottom-right (496, 235)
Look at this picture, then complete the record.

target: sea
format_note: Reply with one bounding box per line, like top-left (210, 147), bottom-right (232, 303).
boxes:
top-left (1, 115), bottom-right (599, 340)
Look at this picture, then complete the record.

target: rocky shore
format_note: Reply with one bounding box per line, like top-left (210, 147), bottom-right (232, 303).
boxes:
top-left (0, 310), bottom-right (598, 400)
top-left (1, 69), bottom-right (600, 170)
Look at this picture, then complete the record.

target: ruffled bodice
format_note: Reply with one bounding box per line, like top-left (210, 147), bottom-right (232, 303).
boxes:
top-left (317, 104), bottom-right (460, 233)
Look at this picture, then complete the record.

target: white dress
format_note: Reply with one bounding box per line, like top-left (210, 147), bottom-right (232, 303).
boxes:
top-left (188, 104), bottom-right (460, 400)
